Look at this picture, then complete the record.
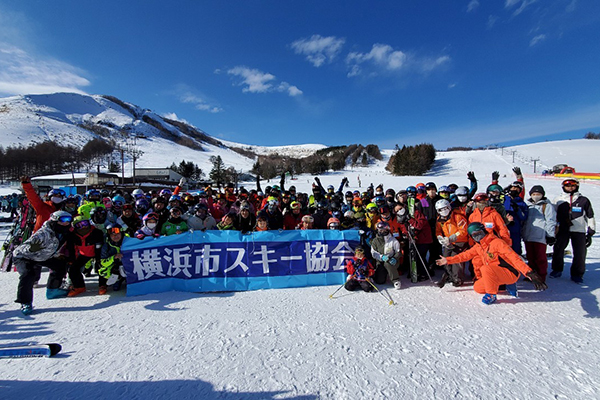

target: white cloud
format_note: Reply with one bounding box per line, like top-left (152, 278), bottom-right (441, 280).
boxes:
top-left (346, 44), bottom-right (408, 76)
top-left (487, 15), bottom-right (499, 29)
top-left (506, 0), bottom-right (538, 16)
top-left (346, 43), bottom-right (449, 77)
top-left (290, 35), bottom-right (346, 67)
top-left (174, 84), bottom-right (223, 113)
top-left (277, 82), bottom-right (303, 97)
top-left (467, 0), bottom-right (480, 12)
top-left (529, 34), bottom-right (547, 46)
top-left (448, 83), bottom-right (457, 89)
top-left (227, 66), bottom-right (275, 93)
top-left (226, 66), bottom-right (302, 97)
top-left (0, 43), bottom-right (90, 95)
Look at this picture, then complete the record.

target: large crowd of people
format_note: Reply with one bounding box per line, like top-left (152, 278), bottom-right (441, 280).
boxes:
top-left (4, 167), bottom-right (596, 314)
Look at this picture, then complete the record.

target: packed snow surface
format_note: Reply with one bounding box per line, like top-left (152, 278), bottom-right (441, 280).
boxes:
top-left (1, 141), bottom-right (599, 399)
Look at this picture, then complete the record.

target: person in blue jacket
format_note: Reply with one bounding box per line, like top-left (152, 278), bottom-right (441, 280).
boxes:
top-left (504, 181), bottom-right (529, 255)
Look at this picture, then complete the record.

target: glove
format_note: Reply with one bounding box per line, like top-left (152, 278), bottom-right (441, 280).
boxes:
top-left (381, 255), bottom-right (389, 262)
top-left (136, 234), bottom-right (145, 239)
top-left (389, 257), bottom-right (397, 266)
top-left (466, 171), bottom-right (476, 182)
top-left (20, 176), bottom-right (31, 184)
top-left (526, 271), bottom-right (548, 291)
top-left (586, 234), bottom-right (593, 248)
top-left (546, 236), bottom-right (556, 246)
top-left (437, 236), bottom-right (450, 247)
top-left (314, 177), bottom-right (321, 183)
top-left (28, 239), bottom-right (44, 253)
top-left (358, 267), bottom-right (368, 277)
top-left (492, 171), bottom-right (500, 181)
top-left (512, 166), bottom-right (522, 178)
top-left (448, 233), bottom-right (458, 243)
top-left (179, 177), bottom-right (187, 186)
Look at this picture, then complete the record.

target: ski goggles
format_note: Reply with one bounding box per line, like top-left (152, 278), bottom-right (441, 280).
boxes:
top-left (470, 229), bottom-right (486, 243)
top-left (58, 215), bottom-right (73, 224)
top-left (122, 204), bottom-right (134, 211)
top-left (108, 227), bottom-right (122, 235)
top-left (74, 220), bottom-right (91, 229)
top-left (328, 223), bottom-right (340, 229)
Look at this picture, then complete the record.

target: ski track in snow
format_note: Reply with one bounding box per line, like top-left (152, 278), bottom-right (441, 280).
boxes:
top-left (0, 145), bottom-right (599, 399)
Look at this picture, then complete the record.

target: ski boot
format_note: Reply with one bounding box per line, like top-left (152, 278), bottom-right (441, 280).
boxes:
top-left (481, 293), bottom-right (497, 305)
top-left (571, 276), bottom-right (583, 284)
top-left (436, 272), bottom-right (450, 288)
top-left (67, 287), bottom-right (86, 297)
top-left (505, 283), bottom-right (518, 297)
top-left (549, 270), bottom-right (562, 279)
top-left (46, 288), bottom-right (69, 299)
top-left (21, 303), bottom-right (33, 316)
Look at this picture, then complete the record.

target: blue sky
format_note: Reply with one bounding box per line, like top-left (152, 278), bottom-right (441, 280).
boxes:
top-left (1, 0), bottom-right (599, 149)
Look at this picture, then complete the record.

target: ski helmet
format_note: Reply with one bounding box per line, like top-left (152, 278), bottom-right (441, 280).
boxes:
top-left (472, 193), bottom-right (490, 203)
top-left (135, 198), bottom-right (150, 214)
top-left (49, 189), bottom-right (66, 198)
top-left (50, 210), bottom-right (73, 223)
top-left (435, 199), bottom-right (451, 217)
top-left (455, 186), bottom-right (469, 196)
top-left (467, 222), bottom-right (487, 242)
top-left (327, 217), bottom-right (340, 229)
top-left (112, 195), bottom-right (126, 207)
top-left (132, 188), bottom-right (144, 199)
top-left (562, 178), bottom-right (579, 192)
top-left (143, 212), bottom-right (159, 222)
top-left (375, 221), bottom-right (390, 236)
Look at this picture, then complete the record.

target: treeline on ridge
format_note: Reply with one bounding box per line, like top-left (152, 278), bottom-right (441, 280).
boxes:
top-left (248, 144), bottom-right (383, 180)
top-left (386, 143), bottom-right (436, 176)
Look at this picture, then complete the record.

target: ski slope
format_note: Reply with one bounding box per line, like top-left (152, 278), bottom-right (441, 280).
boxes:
top-left (0, 141), bottom-right (599, 399)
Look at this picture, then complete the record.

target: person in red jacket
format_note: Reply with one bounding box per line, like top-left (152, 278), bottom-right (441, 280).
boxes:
top-left (283, 201), bottom-right (305, 230)
top-left (20, 176), bottom-right (64, 232)
top-left (67, 216), bottom-right (104, 297)
top-left (437, 222), bottom-right (547, 305)
top-left (345, 246), bottom-right (376, 292)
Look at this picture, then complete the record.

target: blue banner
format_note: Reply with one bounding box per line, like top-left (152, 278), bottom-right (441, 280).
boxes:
top-left (121, 230), bottom-right (360, 296)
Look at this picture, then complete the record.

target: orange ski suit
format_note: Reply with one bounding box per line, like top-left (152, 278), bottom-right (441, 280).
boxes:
top-left (445, 234), bottom-right (532, 295)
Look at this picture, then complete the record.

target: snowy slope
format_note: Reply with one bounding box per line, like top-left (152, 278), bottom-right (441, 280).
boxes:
top-left (1, 141), bottom-right (599, 399)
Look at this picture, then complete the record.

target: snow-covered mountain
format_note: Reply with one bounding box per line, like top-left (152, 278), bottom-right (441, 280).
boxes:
top-left (0, 93), bottom-right (329, 175)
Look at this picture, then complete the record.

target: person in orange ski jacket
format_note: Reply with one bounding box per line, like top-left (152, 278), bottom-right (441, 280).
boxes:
top-left (435, 199), bottom-right (468, 287)
top-left (437, 222), bottom-right (547, 305)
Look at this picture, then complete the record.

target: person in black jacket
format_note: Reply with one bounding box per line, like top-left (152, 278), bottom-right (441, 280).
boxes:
top-left (235, 203), bottom-right (256, 233)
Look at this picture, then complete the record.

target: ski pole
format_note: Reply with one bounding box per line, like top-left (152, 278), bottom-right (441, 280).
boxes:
top-left (329, 280), bottom-right (348, 299)
top-left (406, 230), bottom-right (434, 283)
top-left (365, 278), bottom-right (395, 305)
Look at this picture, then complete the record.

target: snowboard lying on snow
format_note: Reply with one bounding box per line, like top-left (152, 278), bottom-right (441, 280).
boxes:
top-left (0, 343), bottom-right (62, 358)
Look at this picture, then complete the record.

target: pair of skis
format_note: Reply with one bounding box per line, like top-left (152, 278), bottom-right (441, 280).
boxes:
top-left (0, 343), bottom-right (61, 358)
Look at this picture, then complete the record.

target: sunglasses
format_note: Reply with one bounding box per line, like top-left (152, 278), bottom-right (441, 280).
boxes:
top-left (74, 220), bottom-right (91, 229)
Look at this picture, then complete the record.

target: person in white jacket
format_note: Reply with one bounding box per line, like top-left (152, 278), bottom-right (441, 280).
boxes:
top-left (550, 179), bottom-right (595, 283)
top-left (522, 185), bottom-right (557, 283)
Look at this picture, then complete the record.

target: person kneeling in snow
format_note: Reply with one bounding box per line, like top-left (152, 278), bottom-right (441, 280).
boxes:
top-left (345, 246), bottom-right (375, 292)
top-left (436, 222), bottom-right (547, 305)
